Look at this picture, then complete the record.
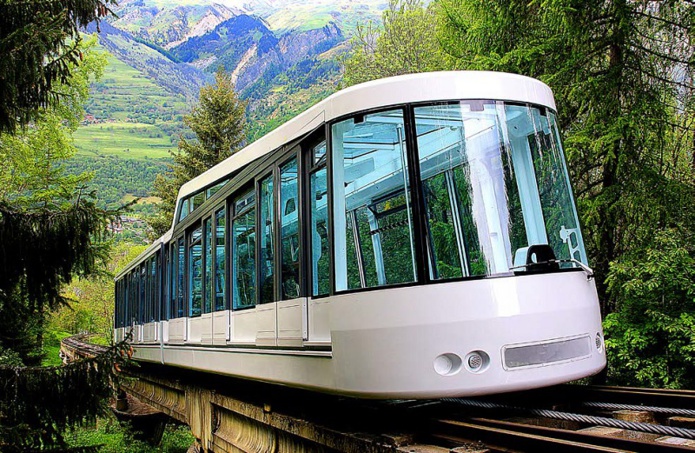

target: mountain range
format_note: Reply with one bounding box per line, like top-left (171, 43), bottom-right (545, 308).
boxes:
top-left (73, 0), bottom-right (387, 209)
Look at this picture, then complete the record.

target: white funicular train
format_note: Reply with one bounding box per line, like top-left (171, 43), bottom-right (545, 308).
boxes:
top-left (114, 71), bottom-right (606, 399)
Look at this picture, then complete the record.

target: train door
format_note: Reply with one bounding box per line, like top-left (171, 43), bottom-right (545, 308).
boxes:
top-left (306, 137), bottom-right (331, 344)
top-left (169, 235), bottom-right (187, 343)
top-left (255, 171), bottom-right (278, 346)
top-left (276, 152), bottom-right (306, 347)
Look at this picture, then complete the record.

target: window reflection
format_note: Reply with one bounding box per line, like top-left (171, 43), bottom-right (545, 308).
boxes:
top-left (233, 192), bottom-right (256, 309)
top-left (280, 159), bottom-right (300, 300)
top-left (204, 217), bottom-right (213, 314)
top-left (332, 110), bottom-right (417, 291)
top-left (177, 238), bottom-right (184, 317)
top-left (310, 167), bottom-right (329, 296)
top-left (214, 208), bottom-right (226, 311)
top-left (259, 175), bottom-right (275, 303)
top-left (414, 101), bottom-right (587, 279)
top-left (188, 226), bottom-right (202, 317)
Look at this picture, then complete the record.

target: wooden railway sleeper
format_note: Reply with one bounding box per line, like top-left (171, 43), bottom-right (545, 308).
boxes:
top-left (430, 419), bottom-right (628, 453)
top-left (443, 398), bottom-right (695, 440)
top-left (466, 417), bottom-right (695, 453)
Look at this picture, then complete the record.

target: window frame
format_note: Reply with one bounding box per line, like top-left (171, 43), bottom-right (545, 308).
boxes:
top-left (304, 128), bottom-right (329, 298)
top-left (278, 150), bottom-right (303, 301)
top-left (327, 106), bottom-right (427, 294)
top-left (214, 203), bottom-right (229, 312)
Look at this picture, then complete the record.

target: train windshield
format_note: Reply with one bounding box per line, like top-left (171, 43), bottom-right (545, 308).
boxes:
top-left (414, 101), bottom-right (587, 279)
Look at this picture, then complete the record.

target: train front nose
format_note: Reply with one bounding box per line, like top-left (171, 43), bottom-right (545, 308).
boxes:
top-left (330, 272), bottom-right (605, 399)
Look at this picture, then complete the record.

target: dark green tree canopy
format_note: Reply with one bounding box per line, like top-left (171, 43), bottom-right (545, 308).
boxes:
top-left (175, 68), bottom-right (247, 175)
top-left (0, 343), bottom-right (129, 452)
top-left (0, 0), bottom-right (115, 133)
top-left (437, 0), bottom-right (695, 309)
top-left (0, 9), bottom-right (124, 447)
top-left (150, 68), bottom-right (247, 236)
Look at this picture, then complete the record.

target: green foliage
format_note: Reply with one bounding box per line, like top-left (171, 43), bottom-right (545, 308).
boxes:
top-left (64, 155), bottom-right (169, 208)
top-left (0, 347), bottom-right (23, 367)
top-left (604, 230), bottom-right (695, 388)
top-left (67, 418), bottom-right (194, 453)
top-left (0, 40), bottom-right (111, 367)
top-left (0, 0), bottom-right (115, 133)
top-left (342, 0), bottom-right (446, 87)
top-left (436, 0), bottom-right (695, 310)
top-left (0, 30), bottom-right (130, 450)
top-left (41, 330), bottom-right (71, 367)
top-left (50, 242), bottom-right (148, 345)
top-left (0, 342), bottom-right (130, 452)
top-left (150, 69), bottom-right (247, 236)
top-left (0, 198), bottom-right (113, 362)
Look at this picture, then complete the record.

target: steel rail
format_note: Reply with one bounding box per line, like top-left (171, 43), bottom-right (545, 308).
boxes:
top-left (444, 398), bottom-right (695, 440)
top-left (583, 401), bottom-right (695, 417)
top-left (564, 385), bottom-right (695, 409)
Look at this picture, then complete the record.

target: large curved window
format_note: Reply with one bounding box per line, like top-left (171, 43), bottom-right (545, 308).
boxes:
top-left (414, 101), bottom-right (586, 279)
top-left (332, 109), bottom-right (417, 291)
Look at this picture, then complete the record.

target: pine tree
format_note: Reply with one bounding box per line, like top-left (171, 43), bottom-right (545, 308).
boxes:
top-left (150, 68), bottom-right (247, 236)
top-left (0, 37), bottom-right (108, 364)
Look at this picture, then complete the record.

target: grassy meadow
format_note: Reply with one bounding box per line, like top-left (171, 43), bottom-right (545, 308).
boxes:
top-left (74, 122), bottom-right (174, 160)
top-left (76, 48), bottom-right (190, 161)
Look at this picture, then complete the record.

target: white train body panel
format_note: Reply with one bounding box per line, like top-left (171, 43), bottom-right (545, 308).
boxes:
top-left (127, 271), bottom-right (604, 398)
top-left (115, 71), bottom-right (606, 398)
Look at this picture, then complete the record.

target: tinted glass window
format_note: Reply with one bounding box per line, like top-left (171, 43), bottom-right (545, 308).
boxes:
top-left (259, 174), bottom-right (275, 303)
top-left (280, 159), bottom-right (300, 300)
top-left (331, 110), bottom-right (417, 291)
top-left (413, 102), bottom-right (587, 278)
top-left (178, 238), bottom-right (185, 317)
top-left (214, 208), bottom-right (227, 311)
top-left (204, 217), bottom-right (213, 314)
top-left (310, 167), bottom-right (329, 296)
top-left (192, 191), bottom-right (205, 212)
top-left (233, 192), bottom-right (256, 309)
top-left (188, 226), bottom-right (203, 317)
top-left (179, 198), bottom-right (190, 222)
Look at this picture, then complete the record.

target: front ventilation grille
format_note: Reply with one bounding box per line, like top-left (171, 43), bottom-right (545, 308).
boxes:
top-left (503, 335), bottom-right (591, 369)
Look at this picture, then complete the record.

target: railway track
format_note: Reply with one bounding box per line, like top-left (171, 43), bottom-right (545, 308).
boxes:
top-left (62, 335), bottom-right (695, 452)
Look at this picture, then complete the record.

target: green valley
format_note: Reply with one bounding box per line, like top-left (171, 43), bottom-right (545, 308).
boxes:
top-left (70, 0), bottom-right (387, 211)
top-left (77, 43), bottom-right (192, 157)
